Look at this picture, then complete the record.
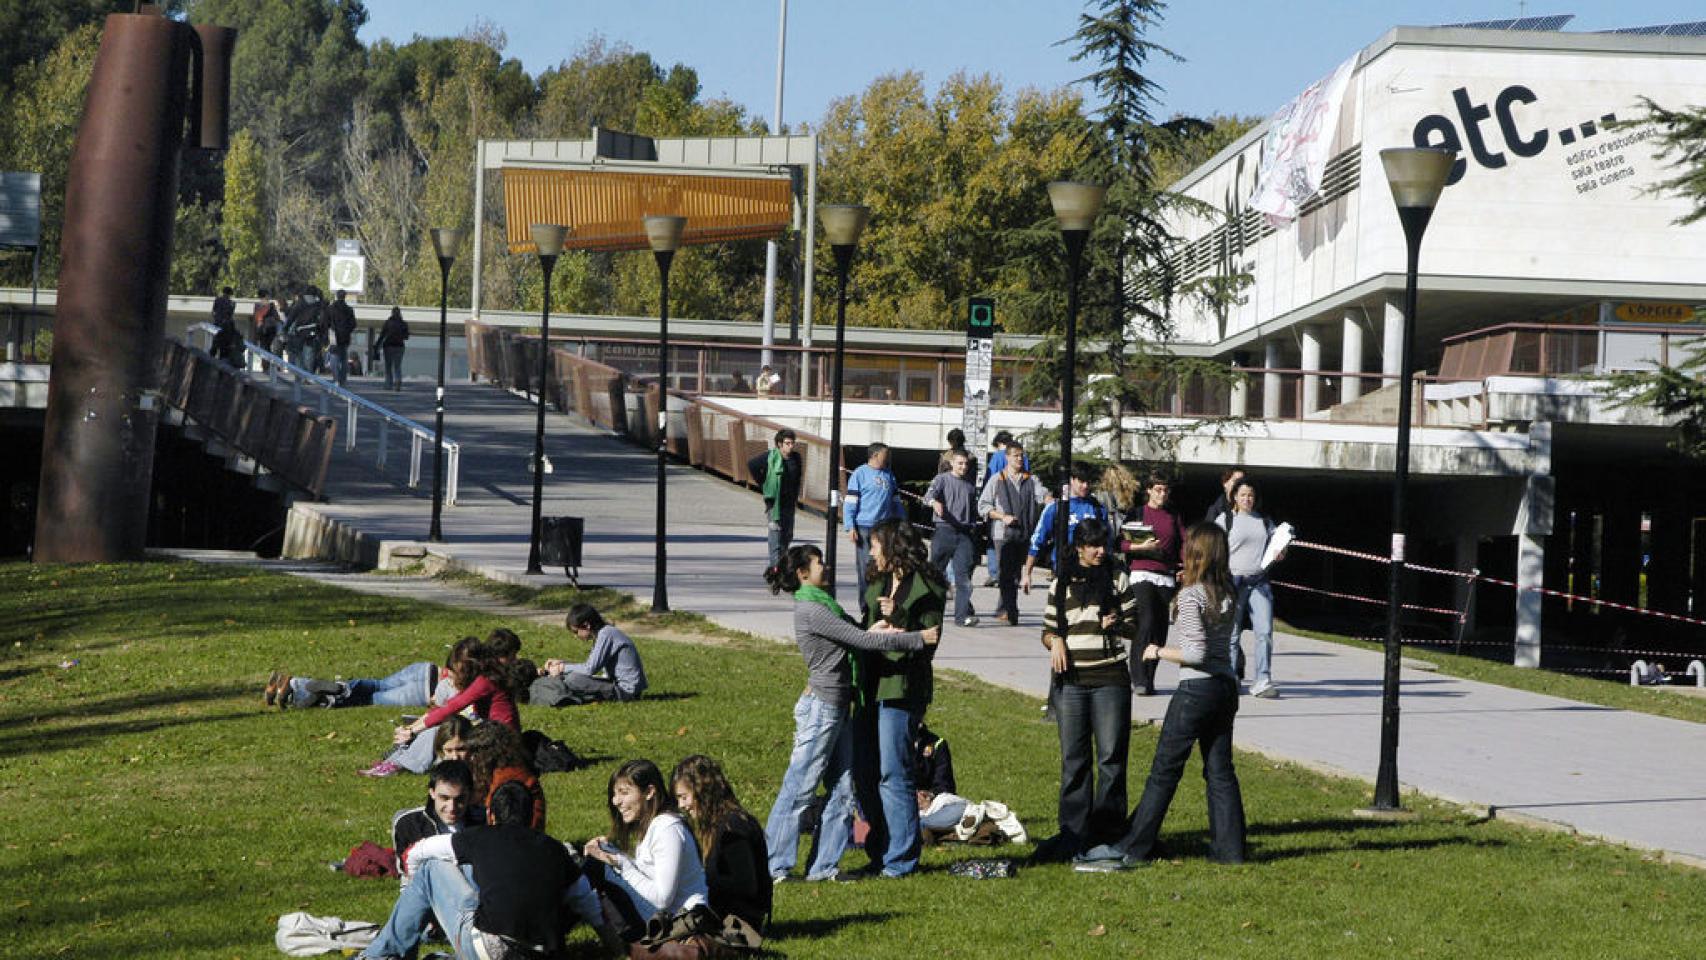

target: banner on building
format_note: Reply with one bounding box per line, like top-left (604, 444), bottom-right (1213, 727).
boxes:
top-left (1247, 55), bottom-right (1357, 225)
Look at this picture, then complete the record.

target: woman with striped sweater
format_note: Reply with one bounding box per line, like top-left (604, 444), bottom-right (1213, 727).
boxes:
top-left (1038, 517), bottom-right (1141, 863)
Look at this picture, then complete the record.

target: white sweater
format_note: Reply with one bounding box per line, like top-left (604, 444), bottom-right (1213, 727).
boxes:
top-left (608, 812), bottom-right (708, 919)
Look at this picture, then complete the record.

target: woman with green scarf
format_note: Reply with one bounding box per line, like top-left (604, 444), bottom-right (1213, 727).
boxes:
top-left (762, 544), bottom-right (940, 882)
top-left (747, 429), bottom-right (802, 568)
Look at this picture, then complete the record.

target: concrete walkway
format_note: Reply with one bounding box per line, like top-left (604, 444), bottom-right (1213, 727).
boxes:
top-left (271, 376), bottom-right (1706, 866)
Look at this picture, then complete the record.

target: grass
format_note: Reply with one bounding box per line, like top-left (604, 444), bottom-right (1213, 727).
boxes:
top-left (0, 560), bottom-right (1701, 959)
top-left (1282, 620), bottom-right (1706, 726)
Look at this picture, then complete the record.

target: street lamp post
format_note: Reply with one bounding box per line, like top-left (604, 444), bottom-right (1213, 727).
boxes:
top-left (818, 204), bottom-right (869, 596)
top-left (1046, 181), bottom-right (1105, 576)
top-left (525, 223), bottom-right (568, 576)
top-left (428, 227), bottom-right (464, 543)
top-left (1367, 147), bottom-right (1456, 814)
top-left (645, 215), bottom-right (687, 613)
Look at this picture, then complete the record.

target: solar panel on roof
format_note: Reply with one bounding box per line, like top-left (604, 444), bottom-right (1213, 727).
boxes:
top-left (1604, 21), bottom-right (1706, 35)
top-left (1437, 14), bottom-right (1573, 31)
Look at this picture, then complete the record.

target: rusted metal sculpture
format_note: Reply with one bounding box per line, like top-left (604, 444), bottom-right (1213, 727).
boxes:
top-left (34, 11), bottom-right (234, 562)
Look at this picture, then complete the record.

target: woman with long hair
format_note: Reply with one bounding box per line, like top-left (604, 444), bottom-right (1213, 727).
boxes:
top-left (672, 755), bottom-right (771, 934)
top-left (854, 518), bottom-right (946, 878)
top-left (761, 544), bottom-right (939, 882)
top-left (267, 635), bottom-right (481, 710)
top-left (1089, 523), bottom-right (1246, 868)
top-left (461, 721), bottom-right (546, 829)
top-left (1124, 474), bottom-right (1185, 696)
top-left (584, 758), bottom-right (708, 938)
top-left (363, 639), bottom-right (519, 777)
top-left (1038, 516), bottom-right (1140, 864)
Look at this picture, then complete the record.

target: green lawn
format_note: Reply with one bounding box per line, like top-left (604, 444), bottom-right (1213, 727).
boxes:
top-left (0, 561), bottom-right (1700, 959)
top-left (1282, 620), bottom-right (1706, 726)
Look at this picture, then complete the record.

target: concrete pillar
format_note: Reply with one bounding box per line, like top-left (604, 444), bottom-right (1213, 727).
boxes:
top-left (1382, 292), bottom-right (1405, 387)
top-left (1513, 422), bottom-right (1553, 668)
top-left (1229, 372), bottom-right (1249, 418)
top-left (1300, 324), bottom-right (1323, 416)
top-left (1262, 339), bottom-right (1283, 420)
top-left (1455, 535), bottom-right (1479, 636)
top-left (1342, 308), bottom-right (1366, 402)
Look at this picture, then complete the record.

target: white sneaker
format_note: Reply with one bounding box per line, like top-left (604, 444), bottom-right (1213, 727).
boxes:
top-left (959, 616), bottom-right (979, 627)
top-left (1251, 684), bottom-right (1279, 699)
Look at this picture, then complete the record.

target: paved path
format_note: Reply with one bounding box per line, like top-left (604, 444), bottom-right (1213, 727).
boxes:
top-left (271, 378), bottom-right (1706, 866)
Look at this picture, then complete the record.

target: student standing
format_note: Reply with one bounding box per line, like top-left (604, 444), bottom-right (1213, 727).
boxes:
top-left (979, 440), bottom-right (1045, 626)
top-left (843, 443), bottom-right (905, 615)
top-left (748, 428), bottom-right (803, 568)
top-left (1215, 479), bottom-right (1284, 697)
top-left (1125, 474), bottom-right (1184, 696)
top-left (924, 449), bottom-right (981, 626)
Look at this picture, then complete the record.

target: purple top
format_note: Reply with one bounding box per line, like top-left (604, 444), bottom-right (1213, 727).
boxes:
top-left (1126, 504), bottom-right (1183, 576)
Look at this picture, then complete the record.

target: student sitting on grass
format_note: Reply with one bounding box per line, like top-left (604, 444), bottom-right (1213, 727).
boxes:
top-left (392, 760), bottom-right (481, 890)
top-left (462, 721), bottom-right (546, 831)
top-left (583, 758), bottom-right (709, 942)
top-left (528, 604), bottom-right (647, 706)
top-left (673, 754), bottom-right (771, 938)
top-left (362, 639), bottom-right (521, 778)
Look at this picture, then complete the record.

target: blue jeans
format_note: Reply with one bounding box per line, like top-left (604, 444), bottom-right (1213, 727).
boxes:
top-left (851, 527), bottom-right (875, 618)
top-left (303, 342), bottom-right (323, 377)
top-left (929, 526), bottom-right (976, 622)
top-left (335, 661), bottom-right (435, 708)
top-left (765, 692), bottom-right (855, 880)
top-left (766, 511), bottom-right (795, 569)
top-left (362, 858), bottom-right (480, 960)
top-left (1052, 680), bottom-right (1131, 854)
top-left (330, 343), bottom-right (349, 385)
top-left (851, 701), bottom-right (923, 877)
top-left (1232, 576), bottom-right (1275, 688)
top-left (1118, 675), bottom-right (1246, 863)
top-left (383, 345), bottom-right (405, 390)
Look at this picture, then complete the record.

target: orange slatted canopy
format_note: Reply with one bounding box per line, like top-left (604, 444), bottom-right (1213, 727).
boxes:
top-left (502, 168), bottom-right (792, 253)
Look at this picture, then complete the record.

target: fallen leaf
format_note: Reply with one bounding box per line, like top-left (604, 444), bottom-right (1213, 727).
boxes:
top-left (624, 733), bottom-right (637, 743)
top-left (675, 725), bottom-right (689, 737)
top-left (1087, 924), bottom-right (1106, 937)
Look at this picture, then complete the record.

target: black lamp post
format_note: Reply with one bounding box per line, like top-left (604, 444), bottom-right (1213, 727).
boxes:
top-left (645, 215), bottom-right (687, 613)
top-left (428, 227), bottom-right (464, 543)
top-left (818, 203), bottom-right (870, 596)
top-left (1046, 181), bottom-right (1105, 573)
top-left (1367, 146), bottom-right (1456, 814)
top-left (525, 223), bottom-right (568, 576)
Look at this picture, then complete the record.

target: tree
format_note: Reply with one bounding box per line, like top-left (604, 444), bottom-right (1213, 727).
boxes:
top-left (1606, 99), bottom-right (1706, 453)
top-left (221, 129), bottom-right (268, 293)
top-left (340, 100), bottom-right (422, 303)
top-left (1004, 0), bottom-right (1246, 469)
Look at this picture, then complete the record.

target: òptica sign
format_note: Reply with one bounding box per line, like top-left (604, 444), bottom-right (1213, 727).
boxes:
top-left (1410, 84), bottom-right (1653, 190)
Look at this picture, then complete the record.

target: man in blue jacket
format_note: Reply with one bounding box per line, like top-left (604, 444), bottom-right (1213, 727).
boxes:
top-left (844, 442), bottom-right (905, 614)
top-left (1021, 461), bottom-right (1107, 594)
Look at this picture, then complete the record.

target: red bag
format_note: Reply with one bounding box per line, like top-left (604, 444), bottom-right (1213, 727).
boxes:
top-left (343, 840), bottom-right (398, 879)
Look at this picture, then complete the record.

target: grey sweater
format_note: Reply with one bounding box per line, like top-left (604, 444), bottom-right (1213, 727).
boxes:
top-left (1172, 583), bottom-right (1237, 682)
top-left (793, 601), bottom-right (925, 707)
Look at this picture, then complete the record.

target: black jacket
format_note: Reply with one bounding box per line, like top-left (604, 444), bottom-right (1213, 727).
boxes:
top-left (746, 449), bottom-right (802, 513)
top-left (378, 313), bottom-right (410, 349)
top-left (328, 300), bottom-right (357, 346)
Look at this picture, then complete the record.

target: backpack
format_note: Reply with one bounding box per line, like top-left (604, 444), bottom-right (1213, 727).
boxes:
top-left (273, 912), bottom-right (379, 957)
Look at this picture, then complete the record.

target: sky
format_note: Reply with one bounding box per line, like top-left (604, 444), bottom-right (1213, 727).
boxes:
top-left (360, 2), bottom-right (1706, 128)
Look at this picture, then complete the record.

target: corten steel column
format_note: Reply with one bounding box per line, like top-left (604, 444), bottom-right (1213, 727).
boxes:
top-left (817, 205), bottom-right (868, 596)
top-left (525, 224), bottom-right (567, 576)
top-left (1367, 146), bottom-right (1455, 815)
top-left (645, 215), bottom-right (686, 613)
top-left (35, 13), bottom-right (233, 562)
top-left (1046, 181), bottom-right (1105, 582)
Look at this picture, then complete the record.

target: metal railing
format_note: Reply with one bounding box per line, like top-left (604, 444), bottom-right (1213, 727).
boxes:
top-left (190, 323), bottom-right (460, 504)
top-left (158, 338), bottom-right (338, 498)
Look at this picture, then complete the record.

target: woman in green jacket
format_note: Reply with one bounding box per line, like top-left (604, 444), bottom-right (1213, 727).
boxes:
top-left (855, 519), bottom-right (948, 877)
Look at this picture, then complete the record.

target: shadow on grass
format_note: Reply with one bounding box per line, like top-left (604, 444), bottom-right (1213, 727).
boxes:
top-left (1254, 832), bottom-right (1509, 863)
top-left (766, 910), bottom-right (898, 940)
top-left (0, 682), bottom-right (255, 760)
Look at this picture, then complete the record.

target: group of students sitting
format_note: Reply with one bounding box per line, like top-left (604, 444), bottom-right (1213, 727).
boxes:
top-left (368, 753), bottom-right (769, 959)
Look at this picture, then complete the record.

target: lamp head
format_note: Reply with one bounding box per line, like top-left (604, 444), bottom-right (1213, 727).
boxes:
top-left (643, 215), bottom-right (688, 253)
top-left (1379, 147), bottom-right (1456, 211)
top-left (529, 223), bottom-right (569, 258)
top-left (819, 204), bottom-right (871, 249)
top-left (1047, 181), bottom-right (1106, 234)
top-left (431, 227), bottom-right (465, 262)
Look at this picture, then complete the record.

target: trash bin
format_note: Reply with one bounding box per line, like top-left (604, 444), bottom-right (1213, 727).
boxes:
top-left (541, 516), bottom-right (584, 584)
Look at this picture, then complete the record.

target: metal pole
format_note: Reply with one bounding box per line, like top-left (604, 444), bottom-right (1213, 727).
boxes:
top-left (1054, 231), bottom-right (1086, 581)
top-left (759, 0), bottom-right (787, 369)
top-left (471, 140), bottom-right (485, 320)
top-left (429, 255), bottom-right (452, 541)
top-left (526, 254), bottom-right (557, 575)
top-left (800, 151), bottom-right (818, 396)
top-left (653, 250), bottom-right (675, 613)
top-left (822, 245), bottom-right (853, 593)
top-left (1373, 209), bottom-right (1428, 811)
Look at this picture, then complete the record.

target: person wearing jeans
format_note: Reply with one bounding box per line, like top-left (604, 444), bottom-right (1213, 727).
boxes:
top-left (925, 449), bottom-right (980, 626)
top-left (843, 444), bottom-right (905, 619)
top-left (1037, 517), bottom-right (1140, 862)
top-left (761, 544), bottom-right (936, 881)
top-left (979, 439), bottom-right (1044, 627)
top-left (1215, 478), bottom-right (1283, 697)
top-left (1081, 523), bottom-right (1246, 870)
top-left (747, 429), bottom-right (802, 569)
top-left (856, 519), bottom-right (947, 878)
